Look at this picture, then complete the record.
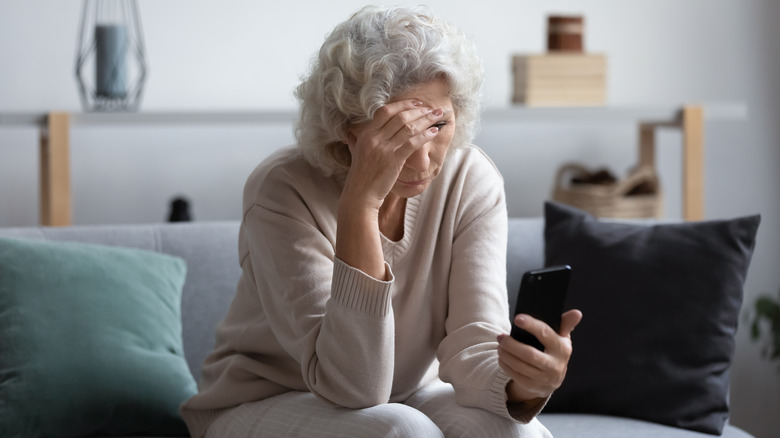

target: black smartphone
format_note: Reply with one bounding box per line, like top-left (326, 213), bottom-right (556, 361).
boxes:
top-left (510, 265), bottom-right (571, 351)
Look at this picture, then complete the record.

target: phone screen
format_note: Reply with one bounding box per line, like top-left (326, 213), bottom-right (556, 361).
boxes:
top-left (510, 265), bottom-right (571, 351)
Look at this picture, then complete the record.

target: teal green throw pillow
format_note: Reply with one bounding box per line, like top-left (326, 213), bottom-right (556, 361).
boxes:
top-left (0, 237), bottom-right (196, 437)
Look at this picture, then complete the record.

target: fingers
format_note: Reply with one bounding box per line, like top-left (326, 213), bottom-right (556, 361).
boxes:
top-left (351, 99), bottom-right (444, 153)
top-left (497, 334), bottom-right (563, 399)
top-left (369, 99), bottom-right (425, 128)
top-left (513, 309), bottom-right (582, 343)
top-left (499, 310), bottom-right (583, 401)
top-left (386, 107), bottom-right (444, 145)
top-left (559, 309), bottom-right (583, 338)
top-left (497, 334), bottom-right (546, 376)
top-left (513, 314), bottom-right (560, 351)
top-left (380, 108), bottom-right (444, 161)
top-left (511, 311), bottom-right (582, 358)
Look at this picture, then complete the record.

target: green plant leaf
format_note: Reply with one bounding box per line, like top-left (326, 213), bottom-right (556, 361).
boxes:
top-left (773, 328), bottom-right (780, 359)
top-left (755, 296), bottom-right (780, 318)
top-left (749, 290), bottom-right (780, 367)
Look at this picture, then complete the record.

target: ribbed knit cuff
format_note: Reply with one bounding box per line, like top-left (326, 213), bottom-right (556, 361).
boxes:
top-left (492, 367), bottom-right (548, 424)
top-left (331, 257), bottom-right (394, 317)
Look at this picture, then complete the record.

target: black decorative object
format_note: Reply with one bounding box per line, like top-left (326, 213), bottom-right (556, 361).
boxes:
top-left (75, 0), bottom-right (147, 112)
top-left (168, 197), bottom-right (192, 222)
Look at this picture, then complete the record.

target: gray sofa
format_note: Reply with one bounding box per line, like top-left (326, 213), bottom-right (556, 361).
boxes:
top-left (0, 219), bottom-right (753, 438)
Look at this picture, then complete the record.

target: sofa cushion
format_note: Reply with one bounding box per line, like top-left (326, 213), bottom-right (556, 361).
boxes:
top-left (542, 202), bottom-right (760, 435)
top-left (0, 237), bottom-right (196, 437)
top-left (538, 414), bottom-right (754, 438)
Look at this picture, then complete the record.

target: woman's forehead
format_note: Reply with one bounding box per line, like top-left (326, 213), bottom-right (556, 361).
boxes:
top-left (391, 79), bottom-right (453, 110)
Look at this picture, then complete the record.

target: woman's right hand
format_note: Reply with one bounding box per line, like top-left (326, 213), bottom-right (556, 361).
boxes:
top-left (335, 99), bottom-right (443, 280)
top-left (342, 99), bottom-right (444, 211)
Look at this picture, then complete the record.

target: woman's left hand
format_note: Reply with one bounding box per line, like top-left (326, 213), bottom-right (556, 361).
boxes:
top-left (497, 309), bottom-right (583, 403)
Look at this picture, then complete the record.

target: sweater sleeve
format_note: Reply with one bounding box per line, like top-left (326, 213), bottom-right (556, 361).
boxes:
top-left (436, 150), bottom-right (546, 423)
top-left (242, 193), bottom-right (396, 408)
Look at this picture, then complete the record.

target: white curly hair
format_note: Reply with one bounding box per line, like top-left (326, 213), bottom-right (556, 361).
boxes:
top-left (294, 5), bottom-right (485, 177)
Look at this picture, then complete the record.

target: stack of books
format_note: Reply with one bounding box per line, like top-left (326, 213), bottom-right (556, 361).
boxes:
top-left (512, 54), bottom-right (607, 107)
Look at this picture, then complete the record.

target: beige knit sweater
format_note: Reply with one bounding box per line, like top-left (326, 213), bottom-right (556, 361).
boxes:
top-left (180, 145), bottom-right (544, 437)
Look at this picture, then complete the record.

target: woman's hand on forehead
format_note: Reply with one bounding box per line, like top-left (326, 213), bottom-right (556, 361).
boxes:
top-left (343, 99), bottom-right (444, 208)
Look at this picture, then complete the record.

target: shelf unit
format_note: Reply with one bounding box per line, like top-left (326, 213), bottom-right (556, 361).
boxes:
top-left (0, 104), bottom-right (747, 226)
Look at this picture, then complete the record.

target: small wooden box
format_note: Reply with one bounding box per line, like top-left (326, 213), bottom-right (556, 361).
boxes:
top-left (512, 53), bottom-right (607, 107)
top-left (548, 15), bottom-right (584, 52)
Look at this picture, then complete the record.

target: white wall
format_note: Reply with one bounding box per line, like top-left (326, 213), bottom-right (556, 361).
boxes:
top-left (1, 1), bottom-right (779, 436)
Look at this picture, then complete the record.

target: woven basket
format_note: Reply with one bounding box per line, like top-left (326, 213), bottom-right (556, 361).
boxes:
top-left (551, 163), bottom-right (663, 218)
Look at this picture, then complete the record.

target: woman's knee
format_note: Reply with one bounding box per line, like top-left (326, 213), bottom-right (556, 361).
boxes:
top-left (437, 410), bottom-right (552, 438)
top-left (360, 403), bottom-right (443, 438)
top-left (404, 381), bottom-right (549, 438)
top-left (205, 392), bottom-right (442, 438)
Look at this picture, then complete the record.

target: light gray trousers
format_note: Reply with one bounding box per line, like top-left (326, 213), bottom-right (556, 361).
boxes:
top-left (205, 380), bottom-right (552, 438)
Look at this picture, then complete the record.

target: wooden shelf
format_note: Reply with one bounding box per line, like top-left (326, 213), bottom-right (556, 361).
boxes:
top-left (1, 104), bottom-right (746, 127)
top-left (0, 110), bottom-right (297, 126)
top-left (0, 104), bottom-right (747, 226)
top-left (483, 103), bottom-right (746, 123)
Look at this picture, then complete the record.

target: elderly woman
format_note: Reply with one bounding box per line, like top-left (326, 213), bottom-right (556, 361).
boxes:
top-left (181, 6), bottom-right (581, 438)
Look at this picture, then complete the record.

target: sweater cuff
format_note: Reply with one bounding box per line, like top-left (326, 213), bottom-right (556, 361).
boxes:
top-left (492, 368), bottom-right (548, 424)
top-left (331, 257), bottom-right (394, 317)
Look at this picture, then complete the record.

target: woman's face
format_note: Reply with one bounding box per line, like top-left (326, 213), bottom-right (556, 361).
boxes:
top-left (389, 79), bottom-right (456, 199)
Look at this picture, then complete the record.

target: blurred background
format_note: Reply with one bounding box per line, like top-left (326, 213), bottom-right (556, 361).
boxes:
top-left (0, 1), bottom-right (778, 436)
